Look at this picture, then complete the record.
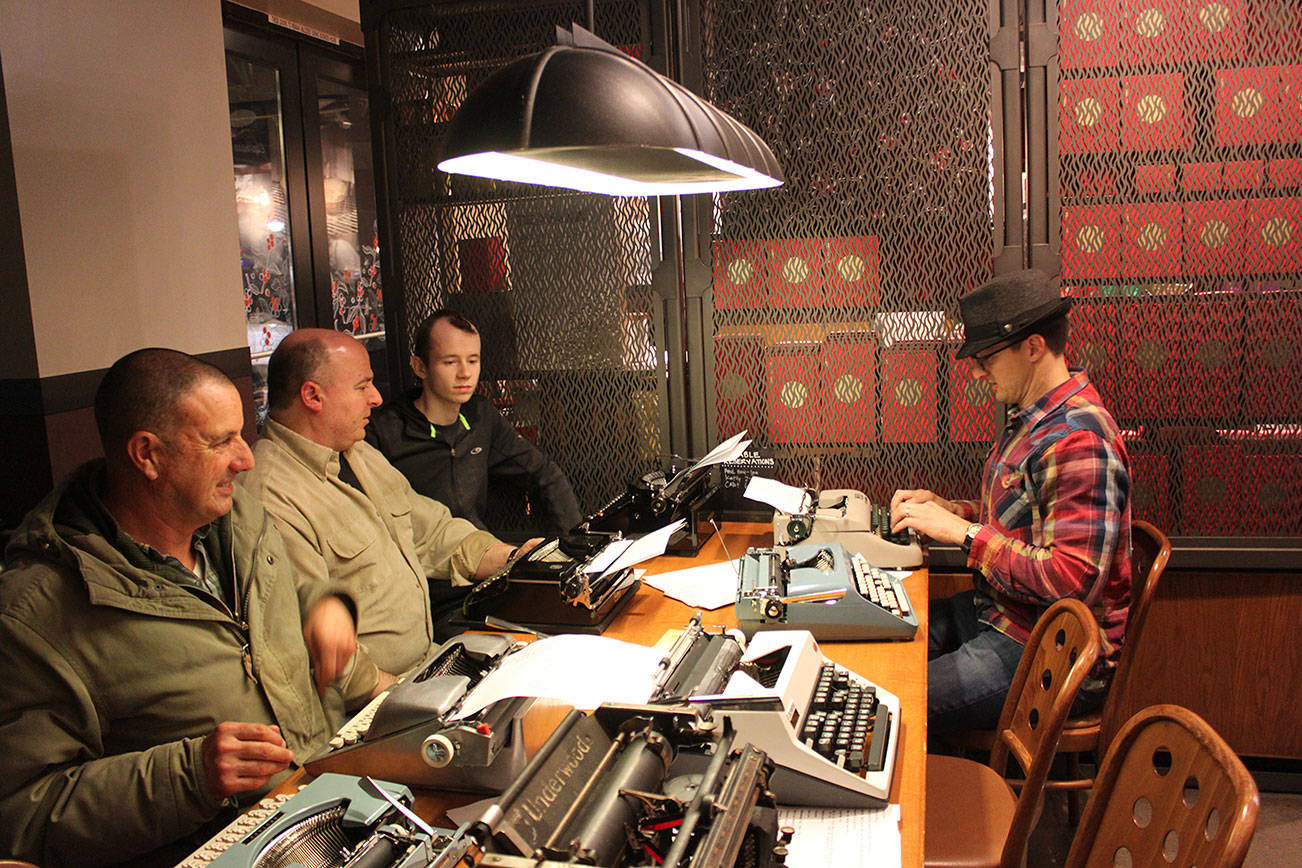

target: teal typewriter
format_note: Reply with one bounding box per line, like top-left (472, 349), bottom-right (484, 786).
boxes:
top-left (736, 541), bottom-right (918, 641)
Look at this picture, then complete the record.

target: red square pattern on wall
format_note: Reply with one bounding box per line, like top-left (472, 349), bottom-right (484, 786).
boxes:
top-left (1061, 0), bottom-right (1121, 68)
top-left (712, 240), bottom-right (768, 310)
top-left (1061, 77), bottom-right (1121, 154)
top-left (715, 333), bottom-right (764, 441)
top-left (949, 358), bottom-right (996, 442)
top-left (1063, 203), bottom-right (1122, 279)
top-left (822, 236), bottom-right (881, 308)
top-left (1183, 199), bottom-right (1246, 275)
top-left (768, 238), bottom-right (824, 309)
top-left (881, 343), bottom-right (938, 443)
top-left (764, 342), bottom-right (824, 444)
top-left (1121, 73), bottom-right (1186, 152)
top-left (1122, 201), bottom-right (1182, 277)
top-left (823, 331), bottom-right (877, 444)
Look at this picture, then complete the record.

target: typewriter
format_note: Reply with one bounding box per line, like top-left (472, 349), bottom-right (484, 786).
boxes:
top-left (469, 702), bottom-right (790, 868)
top-left (647, 615), bottom-right (902, 808)
top-left (455, 537), bottom-right (642, 635)
top-left (304, 632), bottom-right (535, 791)
top-left (736, 542), bottom-right (918, 642)
top-left (177, 773), bottom-right (463, 868)
top-left (774, 488), bottom-right (924, 569)
top-left (568, 461), bottom-right (720, 557)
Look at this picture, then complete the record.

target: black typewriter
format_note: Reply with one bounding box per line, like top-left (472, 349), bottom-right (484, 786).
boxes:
top-left (455, 537), bottom-right (641, 634)
top-left (568, 460), bottom-right (720, 557)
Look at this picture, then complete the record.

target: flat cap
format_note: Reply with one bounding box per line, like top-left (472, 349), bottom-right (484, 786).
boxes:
top-left (955, 270), bottom-right (1072, 359)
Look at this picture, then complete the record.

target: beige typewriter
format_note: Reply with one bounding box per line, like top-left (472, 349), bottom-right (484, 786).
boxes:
top-left (304, 632), bottom-right (534, 791)
top-left (774, 487), bottom-right (924, 569)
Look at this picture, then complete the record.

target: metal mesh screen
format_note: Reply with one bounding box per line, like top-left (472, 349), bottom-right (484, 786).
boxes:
top-left (1053, 0), bottom-right (1302, 536)
top-left (368, 1), bottom-right (663, 530)
top-left (702, 0), bottom-right (996, 507)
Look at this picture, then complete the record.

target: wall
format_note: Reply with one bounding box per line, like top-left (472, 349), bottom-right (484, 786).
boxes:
top-left (0, 0), bottom-right (254, 524)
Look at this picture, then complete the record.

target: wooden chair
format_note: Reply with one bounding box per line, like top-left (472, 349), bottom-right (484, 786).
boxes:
top-left (945, 519), bottom-right (1172, 818)
top-left (925, 597), bottom-right (1101, 868)
top-left (1065, 704), bottom-right (1259, 868)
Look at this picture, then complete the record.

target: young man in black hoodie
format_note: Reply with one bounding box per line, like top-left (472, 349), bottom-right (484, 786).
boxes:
top-left (367, 310), bottom-right (583, 537)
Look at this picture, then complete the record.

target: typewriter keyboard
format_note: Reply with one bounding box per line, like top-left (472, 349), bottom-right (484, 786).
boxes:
top-left (799, 662), bottom-right (891, 775)
top-left (850, 553), bottom-right (911, 618)
top-left (869, 503), bottom-right (912, 546)
top-left (328, 684), bottom-right (392, 749)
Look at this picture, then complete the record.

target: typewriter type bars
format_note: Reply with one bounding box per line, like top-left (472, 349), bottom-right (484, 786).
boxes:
top-left (178, 773), bottom-right (460, 868)
top-left (773, 488), bottom-right (924, 569)
top-left (304, 633), bottom-right (534, 791)
top-left (478, 705), bottom-right (788, 868)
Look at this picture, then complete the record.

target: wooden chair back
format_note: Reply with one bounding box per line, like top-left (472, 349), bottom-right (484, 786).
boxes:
top-left (1097, 519), bottom-right (1172, 753)
top-left (989, 597), bottom-right (1102, 867)
top-left (1066, 704), bottom-right (1259, 868)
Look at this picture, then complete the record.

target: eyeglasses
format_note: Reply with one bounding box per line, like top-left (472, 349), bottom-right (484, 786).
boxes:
top-left (971, 338), bottom-right (1023, 370)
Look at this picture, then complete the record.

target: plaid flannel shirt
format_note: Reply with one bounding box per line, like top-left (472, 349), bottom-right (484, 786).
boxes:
top-left (954, 369), bottom-right (1132, 665)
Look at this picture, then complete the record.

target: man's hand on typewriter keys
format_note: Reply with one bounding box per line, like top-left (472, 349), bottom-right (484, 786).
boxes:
top-left (200, 721), bottom-right (294, 802)
top-left (890, 488), bottom-right (969, 546)
top-left (302, 595), bottom-right (359, 694)
top-left (475, 537), bottom-right (546, 579)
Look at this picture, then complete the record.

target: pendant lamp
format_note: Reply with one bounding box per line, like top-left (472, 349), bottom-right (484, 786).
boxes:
top-left (437, 25), bottom-right (783, 197)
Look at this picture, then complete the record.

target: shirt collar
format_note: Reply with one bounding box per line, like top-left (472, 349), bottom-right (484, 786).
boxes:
top-left (1009, 368), bottom-right (1090, 432)
top-left (263, 416), bottom-right (344, 480)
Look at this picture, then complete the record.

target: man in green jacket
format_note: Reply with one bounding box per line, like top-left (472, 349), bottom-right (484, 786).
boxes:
top-left (0, 349), bottom-right (369, 867)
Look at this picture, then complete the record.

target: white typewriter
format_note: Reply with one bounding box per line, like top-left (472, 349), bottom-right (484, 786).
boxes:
top-left (651, 618), bottom-right (902, 808)
top-left (774, 487), bottom-right (924, 569)
top-left (304, 632), bottom-right (534, 791)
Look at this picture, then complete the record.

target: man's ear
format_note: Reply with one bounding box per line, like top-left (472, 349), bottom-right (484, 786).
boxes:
top-left (1024, 332), bottom-right (1048, 361)
top-left (410, 354), bottom-right (427, 381)
top-left (124, 431), bottom-right (165, 481)
top-left (300, 379), bottom-right (325, 412)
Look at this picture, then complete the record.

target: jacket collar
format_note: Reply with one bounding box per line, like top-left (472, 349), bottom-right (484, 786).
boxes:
top-left (262, 417), bottom-right (345, 480)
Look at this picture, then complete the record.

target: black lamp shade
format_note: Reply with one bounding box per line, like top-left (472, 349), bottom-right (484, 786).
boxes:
top-left (438, 44), bottom-right (784, 195)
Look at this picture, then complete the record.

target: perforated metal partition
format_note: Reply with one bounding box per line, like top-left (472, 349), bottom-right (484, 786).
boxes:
top-left (1043, 0), bottom-right (1302, 536)
top-left (364, 0), bottom-right (1301, 544)
top-left (700, 0), bottom-right (998, 507)
top-left (363, 1), bottom-right (668, 528)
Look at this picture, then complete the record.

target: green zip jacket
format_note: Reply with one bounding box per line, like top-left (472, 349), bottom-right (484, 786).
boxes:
top-left (0, 462), bottom-right (340, 867)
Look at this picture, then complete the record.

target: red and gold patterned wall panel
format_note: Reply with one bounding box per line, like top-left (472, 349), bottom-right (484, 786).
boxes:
top-left (1135, 163), bottom-right (1177, 193)
top-left (1216, 65), bottom-right (1281, 145)
top-left (1177, 299), bottom-right (1243, 418)
top-left (1181, 443), bottom-right (1243, 534)
top-left (823, 331), bottom-right (878, 444)
top-left (1061, 0), bottom-right (1121, 69)
top-left (948, 358), bottom-right (996, 442)
top-left (1243, 196), bottom-right (1301, 273)
top-left (1242, 294), bottom-right (1302, 418)
top-left (1122, 201), bottom-right (1182, 277)
top-left (1067, 300), bottom-right (1126, 417)
top-left (1128, 300), bottom-right (1180, 419)
top-left (1186, 0), bottom-right (1247, 62)
top-left (1063, 203), bottom-right (1123, 278)
top-left (1121, 0), bottom-right (1186, 65)
top-left (1130, 450), bottom-right (1172, 532)
top-left (1243, 452), bottom-right (1302, 535)
top-left (822, 236), bottom-right (881, 308)
top-left (1183, 199), bottom-right (1247, 274)
top-left (715, 333), bottom-right (764, 440)
top-left (764, 341), bottom-right (825, 444)
top-left (457, 236), bottom-right (509, 292)
top-left (1121, 73), bottom-right (1186, 152)
top-left (712, 240), bottom-right (768, 310)
top-left (1062, 77), bottom-right (1122, 154)
top-left (881, 342), bottom-right (939, 443)
top-left (768, 238), bottom-right (825, 309)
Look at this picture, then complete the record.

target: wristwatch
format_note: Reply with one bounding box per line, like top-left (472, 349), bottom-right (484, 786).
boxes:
top-left (961, 522), bottom-right (983, 553)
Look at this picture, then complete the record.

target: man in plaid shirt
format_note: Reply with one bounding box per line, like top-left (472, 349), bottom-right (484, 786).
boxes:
top-left (891, 270), bottom-right (1132, 735)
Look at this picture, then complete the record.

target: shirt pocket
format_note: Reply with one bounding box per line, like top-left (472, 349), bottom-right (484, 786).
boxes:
top-left (325, 522), bottom-right (380, 588)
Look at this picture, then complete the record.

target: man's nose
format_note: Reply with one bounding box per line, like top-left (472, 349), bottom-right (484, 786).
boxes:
top-left (232, 437), bottom-right (255, 472)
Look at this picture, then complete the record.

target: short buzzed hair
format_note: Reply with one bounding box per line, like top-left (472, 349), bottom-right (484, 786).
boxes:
top-left (413, 310), bottom-right (478, 363)
top-left (266, 333), bottom-right (331, 412)
top-left (94, 349), bottom-right (229, 454)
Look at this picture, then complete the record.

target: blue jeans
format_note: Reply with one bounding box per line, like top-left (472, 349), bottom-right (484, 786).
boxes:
top-left (927, 591), bottom-right (1025, 736)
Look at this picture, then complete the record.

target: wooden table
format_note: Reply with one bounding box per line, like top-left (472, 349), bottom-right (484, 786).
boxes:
top-left (279, 522), bottom-right (929, 866)
top-left (628, 522), bottom-right (928, 867)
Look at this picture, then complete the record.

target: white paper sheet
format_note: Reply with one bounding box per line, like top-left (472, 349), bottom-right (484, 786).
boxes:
top-left (691, 429), bottom-right (753, 470)
top-left (744, 476), bottom-right (810, 515)
top-left (643, 559), bottom-right (740, 610)
top-left (583, 519), bottom-right (685, 577)
top-left (452, 634), bottom-right (665, 719)
top-left (780, 805), bottom-right (902, 868)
